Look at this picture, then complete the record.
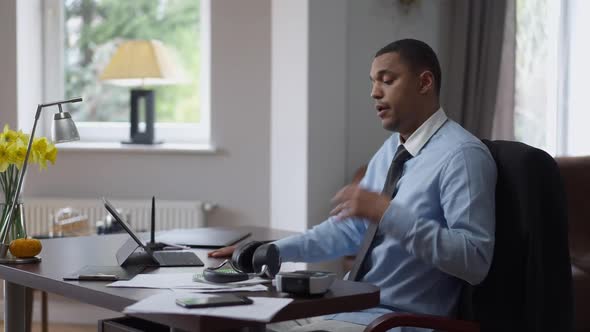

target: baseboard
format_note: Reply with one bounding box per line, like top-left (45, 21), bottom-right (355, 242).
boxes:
top-left (0, 291), bottom-right (119, 325)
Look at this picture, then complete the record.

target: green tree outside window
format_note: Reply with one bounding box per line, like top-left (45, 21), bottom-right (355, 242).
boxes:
top-left (64, 0), bottom-right (200, 123)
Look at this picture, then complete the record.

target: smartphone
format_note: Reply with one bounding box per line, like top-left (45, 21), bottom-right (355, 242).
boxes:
top-left (175, 295), bottom-right (253, 308)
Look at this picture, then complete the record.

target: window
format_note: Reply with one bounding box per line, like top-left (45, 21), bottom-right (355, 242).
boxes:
top-left (515, 0), bottom-right (590, 156)
top-left (563, 0), bottom-right (590, 156)
top-left (43, 0), bottom-right (209, 144)
top-left (514, 0), bottom-right (561, 155)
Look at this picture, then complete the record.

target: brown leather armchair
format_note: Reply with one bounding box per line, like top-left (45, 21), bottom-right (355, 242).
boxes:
top-left (556, 156), bottom-right (590, 331)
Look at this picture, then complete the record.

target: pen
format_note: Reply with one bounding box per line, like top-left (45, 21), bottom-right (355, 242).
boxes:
top-left (78, 274), bottom-right (118, 281)
top-left (162, 243), bottom-right (191, 250)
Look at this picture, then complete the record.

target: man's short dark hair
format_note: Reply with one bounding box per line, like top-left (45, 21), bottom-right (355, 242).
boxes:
top-left (375, 39), bottom-right (442, 96)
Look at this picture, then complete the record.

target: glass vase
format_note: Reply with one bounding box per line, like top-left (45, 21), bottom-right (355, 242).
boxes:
top-left (0, 202), bottom-right (27, 248)
top-left (1, 164), bottom-right (27, 248)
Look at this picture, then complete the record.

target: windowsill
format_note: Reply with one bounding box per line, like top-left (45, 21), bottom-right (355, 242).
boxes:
top-left (57, 141), bottom-right (218, 155)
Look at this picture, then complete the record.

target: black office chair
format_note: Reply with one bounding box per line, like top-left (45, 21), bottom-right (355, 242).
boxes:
top-left (365, 140), bottom-right (574, 332)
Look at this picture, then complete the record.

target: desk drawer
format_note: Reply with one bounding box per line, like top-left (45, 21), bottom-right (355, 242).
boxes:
top-left (98, 317), bottom-right (169, 332)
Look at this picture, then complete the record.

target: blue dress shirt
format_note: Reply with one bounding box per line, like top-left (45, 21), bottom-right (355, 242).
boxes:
top-left (274, 109), bottom-right (497, 328)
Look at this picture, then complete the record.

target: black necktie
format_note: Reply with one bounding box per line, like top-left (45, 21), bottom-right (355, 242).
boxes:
top-left (347, 144), bottom-right (412, 281)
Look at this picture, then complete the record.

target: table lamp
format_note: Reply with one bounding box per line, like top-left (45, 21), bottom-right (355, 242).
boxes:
top-left (0, 97), bottom-right (82, 262)
top-left (100, 40), bottom-right (187, 144)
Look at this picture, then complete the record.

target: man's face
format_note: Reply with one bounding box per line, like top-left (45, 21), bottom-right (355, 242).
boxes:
top-left (369, 52), bottom-right (421, 133)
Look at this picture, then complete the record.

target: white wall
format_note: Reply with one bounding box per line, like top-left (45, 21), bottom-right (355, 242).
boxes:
top-left (270, 0), bottom-right (348, 233)
top-left (0, 0), bottom-right (43, 138)
top-left (21, 0), bottom-right (273, 228)
top-left (0, 0), bottom-right (18, 128)
top-left (346, 0), bottom-right (452, 178)
top-left (270, 0), bottom-right (309, 232)
top-left (306, 1), bottom-right (348, 231)
top-left (17, 0), bottom-right (43, 132)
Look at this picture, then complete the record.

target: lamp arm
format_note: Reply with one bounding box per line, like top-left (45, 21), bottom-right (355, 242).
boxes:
top-left (0, 104), bottom-right (43, 244)
top-left (41, 97), bottom-right (82, 109)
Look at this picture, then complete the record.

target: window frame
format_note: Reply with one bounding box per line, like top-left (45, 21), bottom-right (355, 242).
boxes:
top-left (41, 0), bottom-right (211, 144)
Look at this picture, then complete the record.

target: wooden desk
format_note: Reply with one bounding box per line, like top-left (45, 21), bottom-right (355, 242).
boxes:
top-left (1, 226), bottom-right (380, 332)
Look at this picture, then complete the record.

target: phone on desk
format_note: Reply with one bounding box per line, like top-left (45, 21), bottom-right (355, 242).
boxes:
top-left (175, 294), bottom-right (253, 308)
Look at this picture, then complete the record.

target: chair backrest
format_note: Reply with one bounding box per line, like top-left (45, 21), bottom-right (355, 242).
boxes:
top-left (470, 140), bottom-right (573, 331)
top-left (556, 156), bottom-right (590, 272)
top-left (555, 156), bottom-right (590, 331)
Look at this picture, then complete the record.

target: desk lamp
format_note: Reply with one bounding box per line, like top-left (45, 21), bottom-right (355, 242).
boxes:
top-left (0, 98), bottom-right (82, 261)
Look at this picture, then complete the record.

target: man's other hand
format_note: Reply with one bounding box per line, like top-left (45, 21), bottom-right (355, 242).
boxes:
top-left (330, 184), bottom-right (390, 223)
top-left (208, 245), bottom-right (236, 258)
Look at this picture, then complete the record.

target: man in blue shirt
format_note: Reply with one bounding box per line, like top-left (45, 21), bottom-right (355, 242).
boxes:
top-left (210, 39), bottom-right (497, 332)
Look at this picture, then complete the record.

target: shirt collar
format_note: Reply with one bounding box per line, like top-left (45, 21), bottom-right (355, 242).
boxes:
top-left (398, 107), bottom-right (448, 157)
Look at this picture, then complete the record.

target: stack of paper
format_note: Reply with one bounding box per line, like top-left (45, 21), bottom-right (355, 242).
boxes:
top-left (107, 273), bottom-right (269, 292)
top-left (124, 291), bottom-right (293, 322)
top-left (180, 284), bottom-right (268, 293)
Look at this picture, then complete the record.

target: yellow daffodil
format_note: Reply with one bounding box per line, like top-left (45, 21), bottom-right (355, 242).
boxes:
top-left (16, 130), bottom-right (30, 145)
top-left (0, 125), bottom-right (59, 170)
top-left (45, 144), bottom-right (58, 165)
top-left (0, 142), bottom-right (9, 172)
top-left (1, 124), bottom-right (18, 143)
top-left (31, 137), bottom-right (48, 165)
top-left (7, 141), bottom-right (28, 169)
top-left (0, 124), bottom-right (9, 142)
top-left (35, 141), bottom-right (57, 170)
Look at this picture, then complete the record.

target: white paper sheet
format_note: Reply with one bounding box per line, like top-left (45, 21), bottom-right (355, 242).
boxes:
top-left (124, 291), bottom-right (293, 322)
top-left (107, 273), bottom-right (270, 291)
top-left (179, 285), bottom-right (268, 293)
top-left (192, 275), bottom-right (272, 286)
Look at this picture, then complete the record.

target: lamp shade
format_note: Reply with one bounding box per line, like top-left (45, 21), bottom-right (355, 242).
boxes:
top-left (52, 112), bottom-right (80, 143)
top-left (99, 40), bottom-right (187, 86)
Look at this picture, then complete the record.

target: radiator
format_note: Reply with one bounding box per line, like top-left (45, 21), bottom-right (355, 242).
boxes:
top-left (22, 197), bottom-right (216, 236)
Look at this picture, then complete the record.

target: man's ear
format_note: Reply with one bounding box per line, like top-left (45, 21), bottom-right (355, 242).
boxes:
top-left (418, 71), bottom-right (435, 95)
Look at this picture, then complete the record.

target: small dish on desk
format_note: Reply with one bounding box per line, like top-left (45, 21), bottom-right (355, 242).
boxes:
top-left (0, 256), bottom-right (41, 264)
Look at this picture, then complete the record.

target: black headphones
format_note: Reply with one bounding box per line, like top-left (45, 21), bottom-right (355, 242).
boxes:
top-left (203, 241), bottom-right (281, 283)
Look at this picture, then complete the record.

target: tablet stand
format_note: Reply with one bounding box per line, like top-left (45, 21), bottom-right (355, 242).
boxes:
top-left (115, 237), bottom-right (158, 267)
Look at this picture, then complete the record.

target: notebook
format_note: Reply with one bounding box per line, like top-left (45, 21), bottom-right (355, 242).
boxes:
top-left (155, 228), bottom-right (251, 248)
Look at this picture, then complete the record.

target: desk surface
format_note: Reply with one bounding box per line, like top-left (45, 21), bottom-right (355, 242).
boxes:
top-left (0, 226), bottom-right (380, 332)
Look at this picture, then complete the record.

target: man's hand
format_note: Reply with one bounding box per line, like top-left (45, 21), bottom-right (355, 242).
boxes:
top-left (330, 184), bottom-right (391, 223)
top-left (208, 245), bottom-right (236, 258)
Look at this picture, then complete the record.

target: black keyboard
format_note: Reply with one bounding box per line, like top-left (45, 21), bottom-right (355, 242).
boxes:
top-left (152, 251), bottom-right (204, 267)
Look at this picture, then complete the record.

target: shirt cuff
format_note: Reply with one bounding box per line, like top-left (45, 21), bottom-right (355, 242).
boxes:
top-left (273, 235), bottom-right (302, 262)
top-left (380, 200), bottom-right (416, 241)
